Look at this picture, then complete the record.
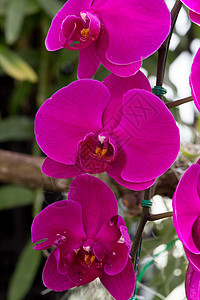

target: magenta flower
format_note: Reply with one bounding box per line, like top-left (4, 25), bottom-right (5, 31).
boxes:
top-left (190, 48), bottom-right (200, 111)
top-left (45, 0), bottom-right (171, 78)
top-left (31, 175), bottom-right (135, 300)
top-left (180, 0), bottom-right (200, 26)
top-left (173, 159), bottom-right (200, 272)
top-left (35, 72), bottom-right (180, 190)
top-left (185, 264), bottom-right (200, 300)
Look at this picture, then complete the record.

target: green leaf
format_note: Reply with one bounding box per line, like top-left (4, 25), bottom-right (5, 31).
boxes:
top-left (23, 0), bottom-right (40, 16)
top-left (0, 0), bottom-right (39, 17)
top-left (0, 116), bottom-right (33, 142)
top-left (9, 81), bottom-right (33, 115)
top-left (37, 0), bottom-right (62, 17)
top-left (7, 241), bottom-right (41, 300)
top-left (0, 45), bottom-right (38, 82)
top-left (0, 0), bottom-right (8, 16)
top-left (5, 0), bottom-right (26, 44)
top-left (0, 186), bottom-right (35, 210)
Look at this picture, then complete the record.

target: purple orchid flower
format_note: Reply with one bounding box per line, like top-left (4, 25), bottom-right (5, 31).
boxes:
top-left (180, 0), bottom-right (200, 26)
top-left (190, 48), bottom-right (200, 111)
top-left (31, 174), bottom-right (135, 300)
top-left (45, 0), bottom-right (171, 78)
top-left (173, 159), bottom-right (200, 272)
top-left (35, 72), bottom-right (180, 191)
top-left (185, 264), bottom-right (200, 300)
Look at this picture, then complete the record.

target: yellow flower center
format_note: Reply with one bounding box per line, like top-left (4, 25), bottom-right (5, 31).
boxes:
top-left (80, 28), bottom-right (90, 39)
top-left (95, 147), bottom-right (108, 157)
top-left (84, 254), bottom-right (96, 265)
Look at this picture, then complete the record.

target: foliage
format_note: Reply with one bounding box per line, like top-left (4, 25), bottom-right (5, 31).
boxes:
top-left (7, 241), bottom-right (42, 300)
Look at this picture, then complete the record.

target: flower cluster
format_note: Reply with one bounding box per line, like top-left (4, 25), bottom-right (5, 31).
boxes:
top-left (32, 175), bottom-right (135, 300)
top-left (35, 73), bottom-right (180, 190)
top-left (31, 0), bottom-right (200, 298)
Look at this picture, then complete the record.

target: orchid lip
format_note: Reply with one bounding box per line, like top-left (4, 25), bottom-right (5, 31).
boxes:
top-left (73, 246), bottom-right (103, 270)
top-left (78, 132), bottom-right (117, 173)
top-left (60, 11), bottom-right (101, 50)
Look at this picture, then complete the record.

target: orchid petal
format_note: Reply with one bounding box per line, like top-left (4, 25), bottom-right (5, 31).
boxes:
top-left (112, 89), bottom-right (180, 182)
top-left (35, 80), bottom-right (110, 164)
top-left (95, 215), bottom-right (130, 275)
top-left (180, 0), bottom-right (200, 13)
top-left (107, 150), bottom-right (155, 190)
top-left (185, 247), bottom-right (200, 273)
top-left (185, 263), bottom-right (200, 300)
top-left (102, 72), bottom-right (151, 131)
top-left (68, 175), bottom-right (118, 237)
top-left (100, 257), bottom-right (135, 300)
top-left (78, 45), bottom-right (100, 79)
top-left (93, 0), bottom-right (170, 64)
top-left (190, 48), bottom-right (200, 111)
top-left (43, 250), bottom-right (75, 291)
top-left (42, 157), bottom-right (84, 178)
top-left (94, 25), bottom-right (142, 77)
top-left (189, 10), bottom-right (200, 25)
top-left (31, 200), bottom-right (86, 250)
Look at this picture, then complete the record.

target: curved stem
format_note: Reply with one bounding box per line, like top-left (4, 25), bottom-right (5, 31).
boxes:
top-left (148, 211), bottom-right (173, 221)
top-left (156, 0), bottom-right (182, 95)
top-left (166, 96), bottom-right (193, 108)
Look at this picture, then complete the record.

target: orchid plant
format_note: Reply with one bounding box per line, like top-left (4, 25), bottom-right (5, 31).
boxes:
top-left (30, 0), bottom-right (200, 299)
